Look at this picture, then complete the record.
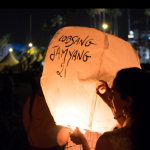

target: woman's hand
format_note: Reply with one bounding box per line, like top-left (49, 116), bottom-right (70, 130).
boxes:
top-left (70, 127), bottom-right (85, 145)
top-left (96, 80), bottom-right (126, 127)
top-left (70, 127), bottom-right (90, 150)
top-left (96, 80), bottom-right (113, 108)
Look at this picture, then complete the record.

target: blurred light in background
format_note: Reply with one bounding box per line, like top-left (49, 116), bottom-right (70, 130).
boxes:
top-left (128, 30), bottom-right (134, 38)
top-left (9, 48), bottom-right (13, 52)
top-left (41, 61), bottom-right (44, 66)
top-left (102, 24), bottom-right (108, 29)
top-left (28, 43), bottom-right (33, 47)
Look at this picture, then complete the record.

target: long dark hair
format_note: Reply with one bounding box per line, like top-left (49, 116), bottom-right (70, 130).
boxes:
top-left (113, 67), bottom-right (150, 150)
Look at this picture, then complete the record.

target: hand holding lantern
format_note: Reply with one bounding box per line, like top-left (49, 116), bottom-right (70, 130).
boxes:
top-left (96, 80), bottom-right (113, 108)
top-left (70, 127), bottom-right (85, 145)
top-left (70, 127), bottom-right (90, 150)
top-left (96, 80), bottom-right (125, 126)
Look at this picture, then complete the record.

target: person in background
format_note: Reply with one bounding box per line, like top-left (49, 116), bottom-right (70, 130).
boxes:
top-left (69, 67), bottom-right (150, 150)
top-left (23, 68), bottom-right (66, 150)
top-left (3, 69), bottom-right (14, 113)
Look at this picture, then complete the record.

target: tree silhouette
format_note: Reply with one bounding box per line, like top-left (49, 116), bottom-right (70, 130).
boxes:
top-left (0, 33), bottom-right (13, 47)
top-left (53, 14), bottom-right (63, 29)
top-left (40, 18), bottom-right (54, 46)
top-left (96, 8), bottom-right (104, 31)
top-left (106, 9), bottom-right (123, 36)
top-left (85, 8), bottom-right (100, 29)
top-left (60, 9), bottom-right (77, 28)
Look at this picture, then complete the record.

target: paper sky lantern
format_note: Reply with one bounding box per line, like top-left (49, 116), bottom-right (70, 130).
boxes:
top-left (41, 26), bottom-right (141, 133)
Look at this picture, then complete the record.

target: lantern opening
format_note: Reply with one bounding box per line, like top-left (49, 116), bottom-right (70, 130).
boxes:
top-left (70, 126), bottom-right (85, 134)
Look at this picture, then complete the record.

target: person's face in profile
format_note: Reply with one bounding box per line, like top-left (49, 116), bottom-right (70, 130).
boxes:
top-left (110, 83), bottom-right (127, 115)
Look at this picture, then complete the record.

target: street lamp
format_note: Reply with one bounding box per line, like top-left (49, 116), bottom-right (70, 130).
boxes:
top-left (102, 24), bottom-right (108, 32)
top-left (9, 48), bottom-right (13, 52)
top-left (102, 24), bottom-right (108, 29)
top-left (28, 43), bottom-right (33, 47)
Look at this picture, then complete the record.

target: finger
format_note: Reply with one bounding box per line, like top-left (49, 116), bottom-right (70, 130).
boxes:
top-left (76, 127), bottom-right (79, 130)
top-left (97, 80), bottom-right (105, 86)
top-left (98, 80), bottom-right (106, 82)
top-left (96, 84), bottom-right (106, 95)
top-left (75, 127), bottom-right (82, 134)
top-left (96, 84), bottom-right (105, 91)
top-left (69, 131), bottom-right (73, 135)
top-left (99, 82), bottom-right (111, 93)
top-left (97, 84), bottom-right (105, 90)
top-left (98, 80), bottom-right (109, 87)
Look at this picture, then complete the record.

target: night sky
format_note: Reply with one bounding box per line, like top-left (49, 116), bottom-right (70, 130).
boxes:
top-left (0, 8), bottom-right (146, 48)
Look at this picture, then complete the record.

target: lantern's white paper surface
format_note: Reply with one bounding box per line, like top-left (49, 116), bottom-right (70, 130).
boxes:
top-left (41, 26), bottom-right (141, 133)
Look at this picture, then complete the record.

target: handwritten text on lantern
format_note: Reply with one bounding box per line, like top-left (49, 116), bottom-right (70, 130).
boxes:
top-left (50, 35), bottom-right (96, 77)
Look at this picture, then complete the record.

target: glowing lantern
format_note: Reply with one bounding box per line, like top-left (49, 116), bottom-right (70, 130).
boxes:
top-left (41, 26), bottom-right (141, 134)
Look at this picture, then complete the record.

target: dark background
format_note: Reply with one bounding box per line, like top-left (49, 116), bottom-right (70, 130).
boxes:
top-left (0, 9), bottom-right (146, 47)
top-left (0, 8), bottom-right (149, 150)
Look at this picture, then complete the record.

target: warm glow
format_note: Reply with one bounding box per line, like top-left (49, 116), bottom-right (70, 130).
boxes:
top-left (28, 43), bottom-right (33, 47)
top-left (80, 128), bottom-right (85, 134)
top-left (9, 48), bottom-right (13, 52)
top-left (41, 26), bottom-right (141, 133)
top-left (102, 24), bottom-right (108, 29)
top-left (27, 47), bottom-right (37, 55)
top-left (70, 126), bottom-right (85, 134)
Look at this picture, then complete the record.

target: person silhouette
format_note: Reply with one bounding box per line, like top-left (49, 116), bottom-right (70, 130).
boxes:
top-left (3, 69), bottom-right (14, 113)
top-left (23, 68), bottom-right (66, 150)
top-left (70, 67), bottom-right (150, 150)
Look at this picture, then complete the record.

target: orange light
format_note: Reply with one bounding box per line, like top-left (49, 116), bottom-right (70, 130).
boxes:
top-left (41, 26), bottom-right (141, 133)
top-left (70, 126), bottom-right (85, 134)
top-left (102, 24), bottom-right (108, 29)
